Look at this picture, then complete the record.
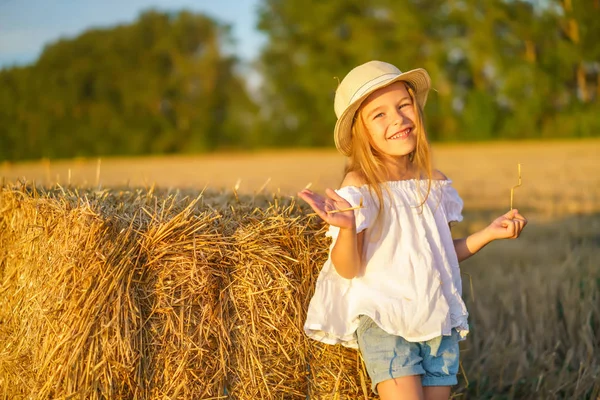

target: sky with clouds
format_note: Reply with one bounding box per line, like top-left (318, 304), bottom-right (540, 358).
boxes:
top-left (0, 0), bottom-right (264, 69)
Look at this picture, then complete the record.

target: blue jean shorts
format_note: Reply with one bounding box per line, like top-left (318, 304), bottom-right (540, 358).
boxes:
top-left (356, 315), bottom-right (460, 393)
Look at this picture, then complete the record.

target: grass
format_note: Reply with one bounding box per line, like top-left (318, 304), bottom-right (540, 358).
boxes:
top-left (455, 211), bottom-right (600, 399)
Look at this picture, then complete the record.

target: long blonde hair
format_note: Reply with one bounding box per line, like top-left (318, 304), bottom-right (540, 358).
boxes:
top-left (344, 82), bottom-right (433, 225)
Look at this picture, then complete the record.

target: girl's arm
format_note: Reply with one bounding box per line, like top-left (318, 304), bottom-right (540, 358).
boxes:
top-left (453, 230), bottom-right (493, 262)
top-left (298, 187), bottom-right (364, 279)
top-left (330, 224), bottom-right (364, 279)
top-left (454, 209), bottom-right (527, 262)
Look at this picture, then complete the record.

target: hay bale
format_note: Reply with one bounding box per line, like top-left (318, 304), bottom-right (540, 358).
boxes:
top-left (307, 342), bottom-right (374, 399)
top-left (139, 199), bottom-right (230, 398)
top-left (0, 187), bottom-right (145, 398)
top-left (224, 205), bottom-right (319, 398)
top-left (0, 184), bottom-right (373, 399)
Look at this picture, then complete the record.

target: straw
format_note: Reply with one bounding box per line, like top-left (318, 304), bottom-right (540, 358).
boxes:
top-left (0, 182), bottom-right (376, 399)
top-left (510, 163), bottom-right (522, 210)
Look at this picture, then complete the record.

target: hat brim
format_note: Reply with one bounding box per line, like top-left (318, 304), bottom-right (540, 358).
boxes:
top-left (334, 68), bottom-right (431, 157)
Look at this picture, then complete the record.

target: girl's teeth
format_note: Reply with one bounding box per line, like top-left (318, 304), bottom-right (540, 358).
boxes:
top-left (391, 128), bottom-right (410, 140)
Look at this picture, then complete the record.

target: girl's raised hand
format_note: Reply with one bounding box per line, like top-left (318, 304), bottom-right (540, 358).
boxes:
top-left (298, 188), bottom-right (356, 230)
top-left (485, 209), bottom-right (528, 240)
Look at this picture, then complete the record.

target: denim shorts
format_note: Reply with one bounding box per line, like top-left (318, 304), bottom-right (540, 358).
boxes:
top-left (356, 315), bottom-right (460, 393)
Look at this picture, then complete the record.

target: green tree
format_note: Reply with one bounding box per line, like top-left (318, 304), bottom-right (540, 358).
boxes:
top-left (0, 10), bottom-right (258, 161)
top-left (256, 0), bottom-right (599, 145)
top-left (256, 0), bottom-right (441, 147)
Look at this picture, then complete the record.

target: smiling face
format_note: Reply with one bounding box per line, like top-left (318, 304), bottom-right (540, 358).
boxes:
top-left (359, 81), bottom-right (417, 158)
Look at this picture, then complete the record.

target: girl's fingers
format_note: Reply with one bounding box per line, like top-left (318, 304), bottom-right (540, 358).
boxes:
top-left (299, 188), bottom-right (356, 229)
top-left (513, 213), bottom-right (527, 237)
top-left (325, 188), bottom-right (345, 202)
top-left (325, 188), bottom-right (355, 210)
top-left (516, 219), bottom-right (526, 237)
top-left (506, 219), bottom-right (516, 237)
top-left (304, 188), bottom-right (355, 210)
top-left (516, 218), bottom-right (524, 229)
top-left (308, 203), bottom-right (326, 217)
top-left (514, 213), bottom-right (528, 225)
top-left (298, 191), bottom-right (326, 215)
top-left (298, 189), bottom-right (350, 225)
top-left (493, 210), bottom-right (527, 239)
top-left (508, 219), bottom-right (521, 239)
top-left (299, 190), bottom-right (326, 207)
top-left (298, 189), bottom-right (325, 203)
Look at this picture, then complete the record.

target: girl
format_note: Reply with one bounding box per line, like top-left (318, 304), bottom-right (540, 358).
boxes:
top-left (298, 60), bottom-right (527, 400)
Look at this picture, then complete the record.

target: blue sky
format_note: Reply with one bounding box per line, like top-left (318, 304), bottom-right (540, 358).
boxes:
top-left (0, 0), bottom-right (264, 69)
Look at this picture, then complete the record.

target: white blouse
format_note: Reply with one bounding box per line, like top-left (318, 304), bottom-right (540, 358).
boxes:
top-left (304, 179), bottom-right (469, 349)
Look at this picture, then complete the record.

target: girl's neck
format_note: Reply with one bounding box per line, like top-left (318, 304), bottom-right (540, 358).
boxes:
top-left (383, 156), bottom-right (416, 181)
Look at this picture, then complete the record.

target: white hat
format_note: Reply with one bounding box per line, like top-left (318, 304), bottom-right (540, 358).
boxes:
top-left (334, 61), bottom-right (431, 156)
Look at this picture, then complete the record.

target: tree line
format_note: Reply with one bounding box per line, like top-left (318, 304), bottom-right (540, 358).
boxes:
top-left (0, 0), bottom-right (598, 161)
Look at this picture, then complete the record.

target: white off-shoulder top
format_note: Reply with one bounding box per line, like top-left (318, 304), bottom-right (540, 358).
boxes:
top-left (304, 179), bottom-right (469, 349)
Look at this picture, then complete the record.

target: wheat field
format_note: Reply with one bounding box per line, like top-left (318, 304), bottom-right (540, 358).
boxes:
top-left (1, 139), bottom-right (599, 399)
top-left (2, 139), bottom-right (599, 215)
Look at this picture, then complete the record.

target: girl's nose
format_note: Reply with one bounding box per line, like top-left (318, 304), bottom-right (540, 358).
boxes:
top-left (393, 109), bottom-right (408, 124)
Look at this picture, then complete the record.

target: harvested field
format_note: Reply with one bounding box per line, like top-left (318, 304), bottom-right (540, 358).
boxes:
top-left (1, 140), bottom-right (599, 399)
top-left (2, 139), bottom-right (600, 215)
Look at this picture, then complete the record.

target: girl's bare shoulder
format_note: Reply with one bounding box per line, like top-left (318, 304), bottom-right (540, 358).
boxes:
top-left (340, 170), bottom-right (367, 188)
top-left (432, 169), bottom-right (449, 181)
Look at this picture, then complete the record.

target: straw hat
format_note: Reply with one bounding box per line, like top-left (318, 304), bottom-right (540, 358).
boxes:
top-left (333, 60), bottom-right (431, 156)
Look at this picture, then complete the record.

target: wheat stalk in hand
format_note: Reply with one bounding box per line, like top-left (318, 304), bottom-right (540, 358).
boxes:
top-left (326, 197), bottom-right (364, 214)
top-left (510, 163), bottom-right (522, 210)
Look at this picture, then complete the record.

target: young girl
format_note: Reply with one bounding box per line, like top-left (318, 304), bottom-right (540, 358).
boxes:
top-left (298, 60), bottom-right (527, 400)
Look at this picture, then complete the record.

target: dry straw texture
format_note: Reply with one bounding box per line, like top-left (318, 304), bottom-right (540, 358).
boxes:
top-left (0, 183), bottom-right (376, 399)
top-left (1, 182), bottom-right (599, 399)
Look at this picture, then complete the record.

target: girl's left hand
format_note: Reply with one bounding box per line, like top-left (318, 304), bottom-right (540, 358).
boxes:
top-left (485, 209), bottom-right (528, 240)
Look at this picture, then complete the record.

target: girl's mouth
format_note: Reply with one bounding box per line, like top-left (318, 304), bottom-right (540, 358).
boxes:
top-left (388, 127), bottom-right (412, 140)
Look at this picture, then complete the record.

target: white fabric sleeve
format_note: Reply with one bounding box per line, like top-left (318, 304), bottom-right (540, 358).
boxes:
top-left (443, 182), bottom-right (464, 223)
top-left (325, 186), bottom-right (375, 240)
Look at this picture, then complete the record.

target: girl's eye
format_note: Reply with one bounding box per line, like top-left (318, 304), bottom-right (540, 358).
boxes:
top-left (374, 112), bottom-right (384, 119)
top-left (399, 103), bottom-right (411, 109)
